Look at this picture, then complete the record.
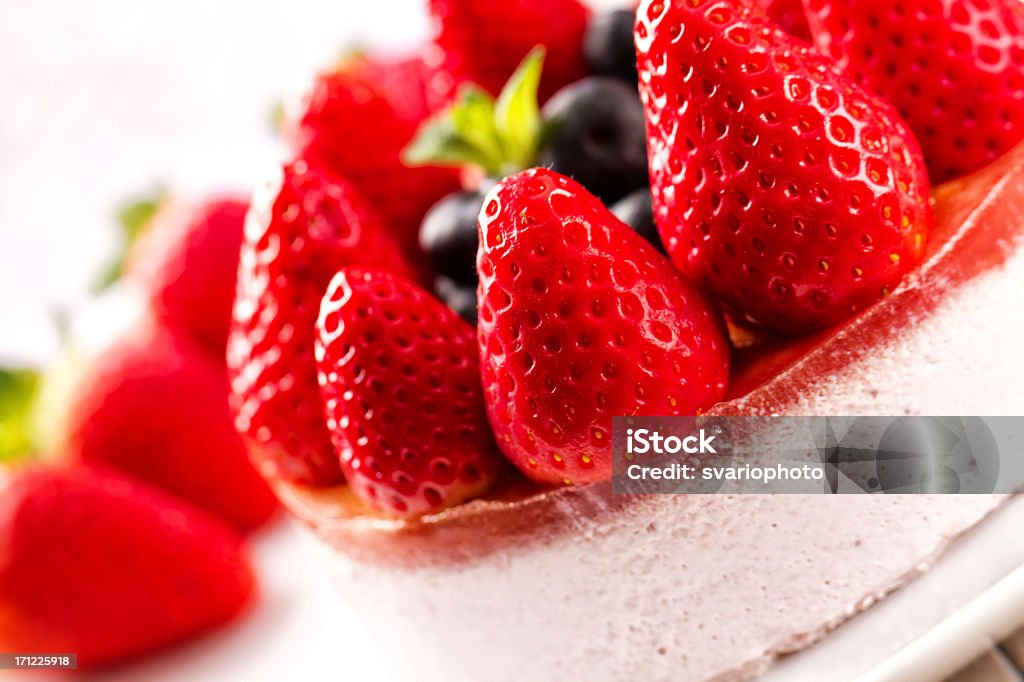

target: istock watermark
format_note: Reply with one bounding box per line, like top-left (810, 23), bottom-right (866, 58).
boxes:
top-left (611, 416), bottom-right (1024, 494)
top-left (625, 427), bottom-right (720, 455)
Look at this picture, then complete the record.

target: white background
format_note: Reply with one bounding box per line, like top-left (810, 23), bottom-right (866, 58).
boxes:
top-left (0, 0), bottom-right (432, 365)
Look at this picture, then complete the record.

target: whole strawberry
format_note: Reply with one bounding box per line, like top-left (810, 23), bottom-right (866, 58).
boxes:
top-left (228, 161), bottom-right (418, 485)
top-left (477, 168), bottom-right (730, 485)
top-left (804, 0), bottom-right (1024, 182)
top-left (0, 466), bottom-right (253, 669)
top-left (127, 197), bottom-right (248, 357)
top-left (63, 318), bottom-right (277, 532)
top-left (426, 0), bottom-right (591, 106)
top-left (315, 268), bottom-right (504, 516)
top-left (283, 56), bottom-right (461, 254)
top-left (638, 0), bottom-right (933, 334)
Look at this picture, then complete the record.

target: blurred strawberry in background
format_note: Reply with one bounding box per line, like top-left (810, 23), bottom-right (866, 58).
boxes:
top-left (0, 186), bottom-right (271, 667)
top-left (281, 52), bottom-right (462, 261)
top-left (126, 197), bottom-right (249, 358)
top-left (58, 317), bottom-right (278, 532)
top-left (424, 0), bottom-right (591, 105)
top-left (0, 465), bottom-right (254, 669)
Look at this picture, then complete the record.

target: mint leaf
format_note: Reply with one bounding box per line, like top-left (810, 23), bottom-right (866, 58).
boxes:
top-left (0, 368), bottom-right (41, 461)
top-left (94, 190), bottom-right (165, 293)
top-left (403, 45), bottom-right (547, 177)
top-left (495, 47), bottom-right (545, 171)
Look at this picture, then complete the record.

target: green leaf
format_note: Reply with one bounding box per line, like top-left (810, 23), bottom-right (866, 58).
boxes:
top-left (494, 47), bottom-right (545, 172)
top-left (402, 45), bottom-right (547, 177)
top-left (404, 86), bottom-right (506, 173)
top-left (405, 116), bottom-right (494, 170)
top-left (0, 368), bottom-right (41, 461)
top-left (93, 190), bottom-right (165, 293)
top-left (449, 86), bottom-right (504, 164)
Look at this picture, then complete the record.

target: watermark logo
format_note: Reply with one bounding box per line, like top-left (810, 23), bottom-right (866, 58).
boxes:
top-left (612, 416), bottom-right (1021, 495)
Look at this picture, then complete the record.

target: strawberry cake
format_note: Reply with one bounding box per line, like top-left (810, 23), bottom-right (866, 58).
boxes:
top-left (276, 144), bottom-right (1024, 681)
top-left (223, 0), bottom-right (1024, 679)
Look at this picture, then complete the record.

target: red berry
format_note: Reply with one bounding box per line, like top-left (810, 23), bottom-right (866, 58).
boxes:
top-left (638, 0), bottom-right (933, 334)
top-left (752, 0), bottom-right (811, 41)
top-left (228, 161), bottom-right (418, 485)
top-left (346, 54), bottom-right (436, 125)
top-left (0, 466), bottom-right (253, 669)
top-left (804, 0), bottom-right (1024, 182)
top-left (283, 57), bottom-right (461, 255)
top-left (315, 268), bottom-right (504, 517)
top-left (127, 197), bottom-right (248, 358)
top-left (477, 168), bottom-right (731, 485)
top-left (65, 319), bottom-right (277, 532)
top-left (426, 0), bottom-right (591, 106)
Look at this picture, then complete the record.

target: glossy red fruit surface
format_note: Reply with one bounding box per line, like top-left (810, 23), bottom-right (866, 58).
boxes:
top-left (315, 268), bottom-right (504, 517)
top-left (477, 168), bottom-right (730, 485)
top-left (804, 0), bottom-right (1024, 183)
top-left (127, 197), bottom-right (248, 357)
top-left (754, 0), bottom-right (811, 41)
top-left (426, 0), bottom-right (591, 106)
top-left (0, 466), bottom-right (254, 669)
top-left (724, 140), bottom-right (1024, 406)
top-left (284, 58), bottom-right (461, 253)
top-left (638, 0), bottom-right (933, 334)
top-left (66, 319), bottom-right (277, 532)
top-left (228, 161), bottom-right (418, 485)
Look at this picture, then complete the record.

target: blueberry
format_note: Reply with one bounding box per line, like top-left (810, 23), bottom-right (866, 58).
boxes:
top-left (611, 188), bottom-right (665, 255)
top-left (435, 275), bottom-right (478, 325)
top-left (584, 10), bottom-right (639, 85)
top-left (419, 187), bottom-right (490, 286)
top-left (538, 78), bottom-right (649, 205)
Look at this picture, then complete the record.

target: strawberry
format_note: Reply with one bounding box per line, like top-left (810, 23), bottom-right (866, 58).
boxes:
top-left (753, 0), bottom-right (811, 41)
top-left (315, 268), bottom-right (504, 516)
top-left (637, 0), bottom-right (933, 334)
top-left (228, 160), bottom-right (419, 485)
top-left (477, 168), bottom-right (730, 485)
top-left (282, 55), bottom-right (461, 255)
top-left (347, 54), bottom-right (436, 125)
top-left (804, 0), bottom-right (1024, 183)
top-left (63, 318), bottom-right (277, 532)
top-left (0, 466), bottom-right (253, 669)
top-left (126, 197), bottom-right (248, 358)
top-left (425, 0), bottom-right (591, 106)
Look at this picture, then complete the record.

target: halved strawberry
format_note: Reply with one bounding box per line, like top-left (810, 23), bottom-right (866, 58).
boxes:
top-left (804, 0), bottom-right (1024, 182)
top-left (228, 161), bottom-right (418, 485)
top-left (637, 0), bottom-right (933, 334)
top-left (477, 168), bottom-right (730, 485)
top-left (315, 268), bottom-right (504, 516)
